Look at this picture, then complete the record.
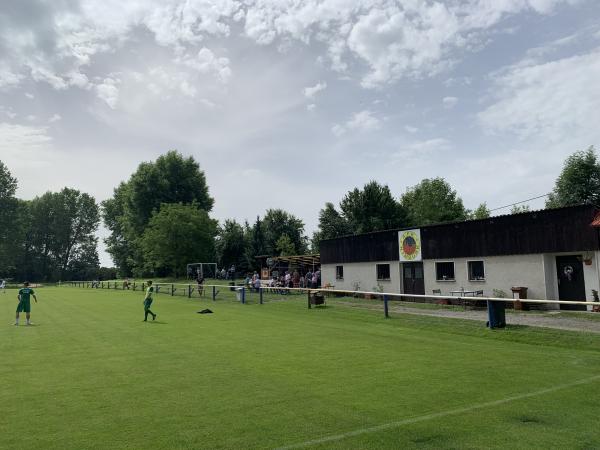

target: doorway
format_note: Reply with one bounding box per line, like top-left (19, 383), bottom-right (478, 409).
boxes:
top-left (556, 255), bottom-right (586, 311)
top-left (403, 262), bottom-right (425, 296)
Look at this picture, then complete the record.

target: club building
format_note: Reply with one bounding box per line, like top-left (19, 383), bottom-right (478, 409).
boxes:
top-left (320, 204), bottom-right (600, 310)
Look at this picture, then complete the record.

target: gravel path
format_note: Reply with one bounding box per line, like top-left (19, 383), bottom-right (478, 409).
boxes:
top-left (335, 301), bottom-right (600, 334)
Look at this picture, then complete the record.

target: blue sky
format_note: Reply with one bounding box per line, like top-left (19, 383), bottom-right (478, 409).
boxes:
top-left (1, 0), bottom-right (599, 265)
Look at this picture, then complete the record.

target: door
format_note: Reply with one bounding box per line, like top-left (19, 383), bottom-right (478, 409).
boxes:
top-left (403, 262), bottom-right (425, 296)
top-left (556, 255), bottom-right (586, 311)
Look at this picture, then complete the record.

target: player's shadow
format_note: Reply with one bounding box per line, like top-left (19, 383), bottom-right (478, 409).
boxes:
top-left (147, 321), bottom-right (167, 325)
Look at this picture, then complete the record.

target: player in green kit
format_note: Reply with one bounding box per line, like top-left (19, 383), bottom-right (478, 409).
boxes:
top-left (15, 281), bottom-right (38, 326)
top-left (143, 280), bottom-right (156, 321)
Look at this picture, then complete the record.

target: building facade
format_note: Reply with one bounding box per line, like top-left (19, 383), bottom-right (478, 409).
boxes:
top-left (320, 205), bottom-right (600, 311)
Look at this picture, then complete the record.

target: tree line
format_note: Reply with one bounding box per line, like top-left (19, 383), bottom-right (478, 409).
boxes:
top-left (0, 146), bottom-right (597, 281)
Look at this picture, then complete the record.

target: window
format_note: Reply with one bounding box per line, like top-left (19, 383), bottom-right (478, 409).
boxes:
top-left (335, 265), bottom-right (344, 280)
top-left (376, 264), bottom-right (391, 280)
top-left (435, 262), bottom-right (455, 281)
top-left (468, 261), bottom-right (485, 281)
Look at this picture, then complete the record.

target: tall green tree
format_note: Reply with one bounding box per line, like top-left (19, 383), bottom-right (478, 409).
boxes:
top-left (0, 161), bottom-right (19, 274)
top-left (470, 203), bottom-right (491, 219)
top-left (275, 234), bottom-right (296, 256)
top-left (317, 202), bottom-right (351, 240)
top-left (262, 209), bottom-right (307, 255)
top-left (215, 219), bottom-right (249, 272)
top-left (21, 188), bottom-right (100, 281)
top-left (102, 151), bottom-right (213, 275)
top-left (340, 181), bottom-right (407, 234)
top-left (546, 146), bottom-right (600, 208)
top-left (140, 203), bottom-right (217, 278)
top-left (401, 177), bottom-right (468, 226)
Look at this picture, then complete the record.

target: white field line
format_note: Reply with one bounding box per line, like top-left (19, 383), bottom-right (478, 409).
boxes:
top-left (275, 374), bottom-right (600, 450)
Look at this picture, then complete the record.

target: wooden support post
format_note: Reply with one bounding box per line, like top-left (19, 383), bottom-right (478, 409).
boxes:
top-left (260, 288), bottom-right (263, 304)
top-left (171, 284), bottom-right (174, 296)
top-left (212, 285), bottom-right (216, 301)
top-left (188, 284), bottom-right (191, 298)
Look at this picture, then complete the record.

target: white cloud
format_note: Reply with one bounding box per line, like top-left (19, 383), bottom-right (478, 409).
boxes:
top-left (48, 114), bottom-right (62, 123)
top-left (0, 0), bottom-right (578, 94)
top-left (332, 109), bottom-right (381, 136)
top-left (347, 110), bottom-right (381, 131)
top-left (405, 125), bottom-right (419, 133)
top-left (25, 93), bottom-right (35, 99)
top-left (0, 68), bottom-right (22, 89)
top-left (443, 96), bottom-right (459, 108)
top-left (0, 123), bottom-right (53, 160)
top-left (96, 77), bottom-right (120, 109)
top-left (303, 81), bottom-right (327, 99)
top-left (306, 103), bottom-right (316, 111)
top-left (479, 49), bottom-right (600, 142)
top-left (331, 123), bottom-right (346, 137)
top-left (178, 47), bottom-right (232, 83)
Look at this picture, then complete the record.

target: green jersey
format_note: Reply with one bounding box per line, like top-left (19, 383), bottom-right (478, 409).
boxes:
top-left (145, 286), bottom-right (154, 300)
top-left (18, 288), bottom-right (35, 303)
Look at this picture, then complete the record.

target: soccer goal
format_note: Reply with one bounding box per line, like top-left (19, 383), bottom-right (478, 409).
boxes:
top-left (186, 262), bottom-right (218, 280)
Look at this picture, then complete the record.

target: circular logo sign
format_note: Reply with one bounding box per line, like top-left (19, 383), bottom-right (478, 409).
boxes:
top-left (400, 230), bottom-right (420, 260)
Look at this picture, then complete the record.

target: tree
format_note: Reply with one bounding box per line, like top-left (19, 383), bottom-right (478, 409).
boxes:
top-left (471, 203), bottom-right (490, 219)
top-left (262, 209), bottom-right (307, 255)
top-left (546, 146), bottom-right (600, 208)
top-left (275, 234), bottom-right (296, 256)
top-left (510, 204), bottom-right (531, 214)
top-left (102, 151), bottom-right (213, 274)
top-left (215, 219), bottom-right (248, 271)
top-left (0, 161), bottom-right (19, 274)
top-left (340, 181), bottom-right (407, 234)
top-left (24, 188), bottom-right (100, 280)
top-left (317, 202), bottom-right (351, 240)
top-left (401, 178), bottom-right (468, 226)
top-left (140, 203), bottom-right (217, 278)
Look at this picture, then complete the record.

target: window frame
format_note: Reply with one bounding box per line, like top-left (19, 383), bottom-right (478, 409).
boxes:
top-left (435, 261), bottom-right (456, 282)
top-left (335, 265), bottom-right (344, 280)
top-left (467, 260), bottom-right (485, 282)
top-left (376, 263), bottom-right (391, 281)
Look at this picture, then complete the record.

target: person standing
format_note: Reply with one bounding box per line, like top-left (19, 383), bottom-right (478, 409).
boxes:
top-left (143, 280), bottom-right (157, 322)
top-left (15, 282), bottom-right (37, 326)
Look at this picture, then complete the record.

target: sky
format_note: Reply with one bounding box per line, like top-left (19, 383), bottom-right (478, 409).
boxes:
top-left (1, 0), bottom-right (599, 267)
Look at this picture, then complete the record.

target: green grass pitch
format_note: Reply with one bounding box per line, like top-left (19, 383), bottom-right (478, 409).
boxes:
top-left (2, 286), bottom-right (600, 449)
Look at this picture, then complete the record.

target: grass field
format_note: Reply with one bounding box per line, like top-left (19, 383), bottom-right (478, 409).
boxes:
top-left (2, 286), bottom-right (600, 449)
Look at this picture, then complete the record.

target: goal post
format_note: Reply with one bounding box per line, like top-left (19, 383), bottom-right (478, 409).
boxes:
top-left (186, 262), bottom-right (218, 280)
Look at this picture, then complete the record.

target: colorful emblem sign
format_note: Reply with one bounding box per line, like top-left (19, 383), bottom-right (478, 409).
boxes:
top-left (399, 229), bottom-right (422, 262)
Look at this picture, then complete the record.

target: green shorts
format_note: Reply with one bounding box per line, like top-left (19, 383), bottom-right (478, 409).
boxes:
top-left (16, 301), bottom-right (31, 313)
top-left (143, 299), bottom-right (153, 310)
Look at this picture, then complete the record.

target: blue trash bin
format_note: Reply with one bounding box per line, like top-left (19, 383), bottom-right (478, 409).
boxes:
top-left (487, 300), bottom-right (506, 329)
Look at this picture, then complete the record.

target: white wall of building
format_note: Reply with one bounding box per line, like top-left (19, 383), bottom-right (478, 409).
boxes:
top-left (323, 251), bottom-right (599, 309)
top-left (321, 261), bottom-right (401, 293)
top-left (424, 254), bottom-right (547, 300)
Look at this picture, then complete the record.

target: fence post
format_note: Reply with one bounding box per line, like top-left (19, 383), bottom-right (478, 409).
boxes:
top-left (133, 281), bottom-right (136, 291)
top-left (212, 285), bottom-right (216, 301)
top-left (260, 288), bottom-right (263, 304)
top-left (141, 282), bottom-right (145, 292)
top-left (171, 284), bottom-right (174, 296)
top-left (241, 287), bottom-right (246, 304)
top-left (188, 284), bottom-right (191, 298)
top-left (384, 294), bottom-right (389, 318)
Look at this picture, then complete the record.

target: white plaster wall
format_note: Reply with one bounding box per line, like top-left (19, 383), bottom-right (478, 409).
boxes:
top-left (321, 261), bottom-right (401, 293)
top-left (423, 254), bottom-right (547, 300)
